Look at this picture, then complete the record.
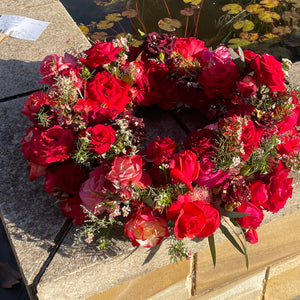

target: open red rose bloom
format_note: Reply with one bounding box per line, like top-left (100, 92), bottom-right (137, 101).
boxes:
top-left (21, 32), bottom-right (300, 263)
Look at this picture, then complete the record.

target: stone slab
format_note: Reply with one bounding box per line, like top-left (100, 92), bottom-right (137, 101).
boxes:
top-left (0, 97), bottom-right (67, 288)
top-left (264, 255), bottom-right (300, 300)
top-left (0, 0), bottom-right (90, 99)
top-left (194, 210), bottom-right (300, 297)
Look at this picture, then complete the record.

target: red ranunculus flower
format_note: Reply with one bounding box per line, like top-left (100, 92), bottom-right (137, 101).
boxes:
top-left (235, 202), bottom-right (264, 229)
top-left (86, 71), bottom-right (130, 114)
top-left (251, 53), bottom-right (286, 92)
top-left (263, 161), bottom-right (293, 213)
top-left (125, 207), bottom-right (169, 247)
top-left (174, 37), bottom-right (207, 60)
top-left (21, 125), bottom-right (74, 166)
top-left (45, 161), bottom-right (87, 196)
top-left (146, 136), bottom-right (177, 165)
top-left (167, 193), bottom-right (220, 239)
top-left (169, 150), bottom-right (200, 191)
top-left (86, 124), bottom-right (116, 155)
top-left (106, 155), bottom-right (143, 188)
top-left (21, 91), bottom-right (51, 122)
top-left (79, 41), bottom-right (121, 68)
top-left (198, 62), bottom-right (240, 98)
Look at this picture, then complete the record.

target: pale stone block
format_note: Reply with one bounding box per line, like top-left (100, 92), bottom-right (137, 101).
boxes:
top-left (0, 1), bottom-right (90, 99)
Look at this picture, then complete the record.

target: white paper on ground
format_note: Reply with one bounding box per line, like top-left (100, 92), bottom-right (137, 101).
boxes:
top-left (0, 15), bottom-right (49, 41)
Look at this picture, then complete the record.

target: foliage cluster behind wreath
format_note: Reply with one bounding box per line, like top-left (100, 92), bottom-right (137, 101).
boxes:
top-left (21, 31), bottom-right (300, 265)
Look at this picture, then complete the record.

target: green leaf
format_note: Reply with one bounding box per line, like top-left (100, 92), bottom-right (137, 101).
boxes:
top-left (220, 223), bottom-right (245, 255)
top-left (238, 47), bottom-right (245, 62)
top-left (228, 48), bottom-right (247, 75)
top-left (233, 20), bottom-right (255, 32)
top-left (218, 206), bottom-right (250, 218)
top-left (158, 18), bottom-right (182, 32)
top-left (208, 234), bottom-right (216, 267)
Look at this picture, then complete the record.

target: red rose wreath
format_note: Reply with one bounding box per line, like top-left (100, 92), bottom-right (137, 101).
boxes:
top-left (21, 32), bottom-right (299, 263)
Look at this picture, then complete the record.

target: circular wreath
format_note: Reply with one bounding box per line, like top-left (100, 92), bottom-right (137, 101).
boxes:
top-left (21, 32), bottom-right (299, 262)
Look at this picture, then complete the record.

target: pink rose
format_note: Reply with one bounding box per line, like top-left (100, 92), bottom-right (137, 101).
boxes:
top-left (79, 41), bottom-right (121, 68)
top-left (236, 75), bottom-right (257, 98)
top-left (87, 124), bottom-right (116, 155)
top-left (40, 53), bottom-right (82, 85)
top-left (79, 165), bottom-right (110, 215)
top-left (125, 207), bottom-right (169, 247)
top-left (106, 155), bottom-right (143, 188)
top-left (21, 125), bottom-right (74, 166)
top-left (195, 158), bottom-right (228, 189)
top-left (235, 202), bottom-right (264, 229)
top-left (167, 193), bottom-right (220, 239)
top-left (169, 150), bottom-right (200, 191)
top-left (202, 46), bottom-right (232, 67)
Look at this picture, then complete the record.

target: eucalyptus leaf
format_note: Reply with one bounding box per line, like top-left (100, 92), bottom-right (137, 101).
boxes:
top-left (220, 223), bottom-right (245, 255)
top-left (228, 48), bottom-right (247, 75)
top-left (208, 234), bottom-right (216, 267)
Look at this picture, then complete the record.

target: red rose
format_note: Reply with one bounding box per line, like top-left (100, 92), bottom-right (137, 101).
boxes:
top-left (236, 75), bottom-right (257, 98)
top-left (198, 62), bottom-right (240, 98)
top-left (27, 162), bottom-right (48, 181)
top-left (86, 71), bottom-right (130, 114)
top-left (87, 124), bottom-right (116, 155)
top-left (174, 37), bottom-right (207, 60)
top-left (21, 91), bottom-right (51, 122)
top-left (21, 125), bottom-right (74, 166)
top-left (184, 129), bottom-right (215, 158)
top-left (251, 54), bottom-right (285, 91)
top-left (169, 150), bottom-right (200, 191)
top-left (146, 136), bottom-right (177, 165)
top-left (195, 158), bottom-right (228, 189)
top-left (106, 155), bottom-right (143, 188)
top-left (241, 50), bottom-right (259, 66)
top-left (167, 193), bottom-right (220, 239)
top-left (45, 161), bottom-right (86, 196)
top-left (241, 119), bottom-right (264, 160)
top-left (60, 194), bottom-right (85, 225)
top-left (79, 41), bottom-right (121, 68)
top-left (235, 202), bottom-right (264, 229)
top-left (263, 161), bottom-right (293, 213)
top-left (125, 207), bottom-right (169, 247)
top-left (245, 228), bottom-right (258, 244)
top-left (73, 98), bottom-right (117, 125)
top-left (250, 180), bottom-right (268, 207)
top-left (277, 129), bottom-right (300, 155)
